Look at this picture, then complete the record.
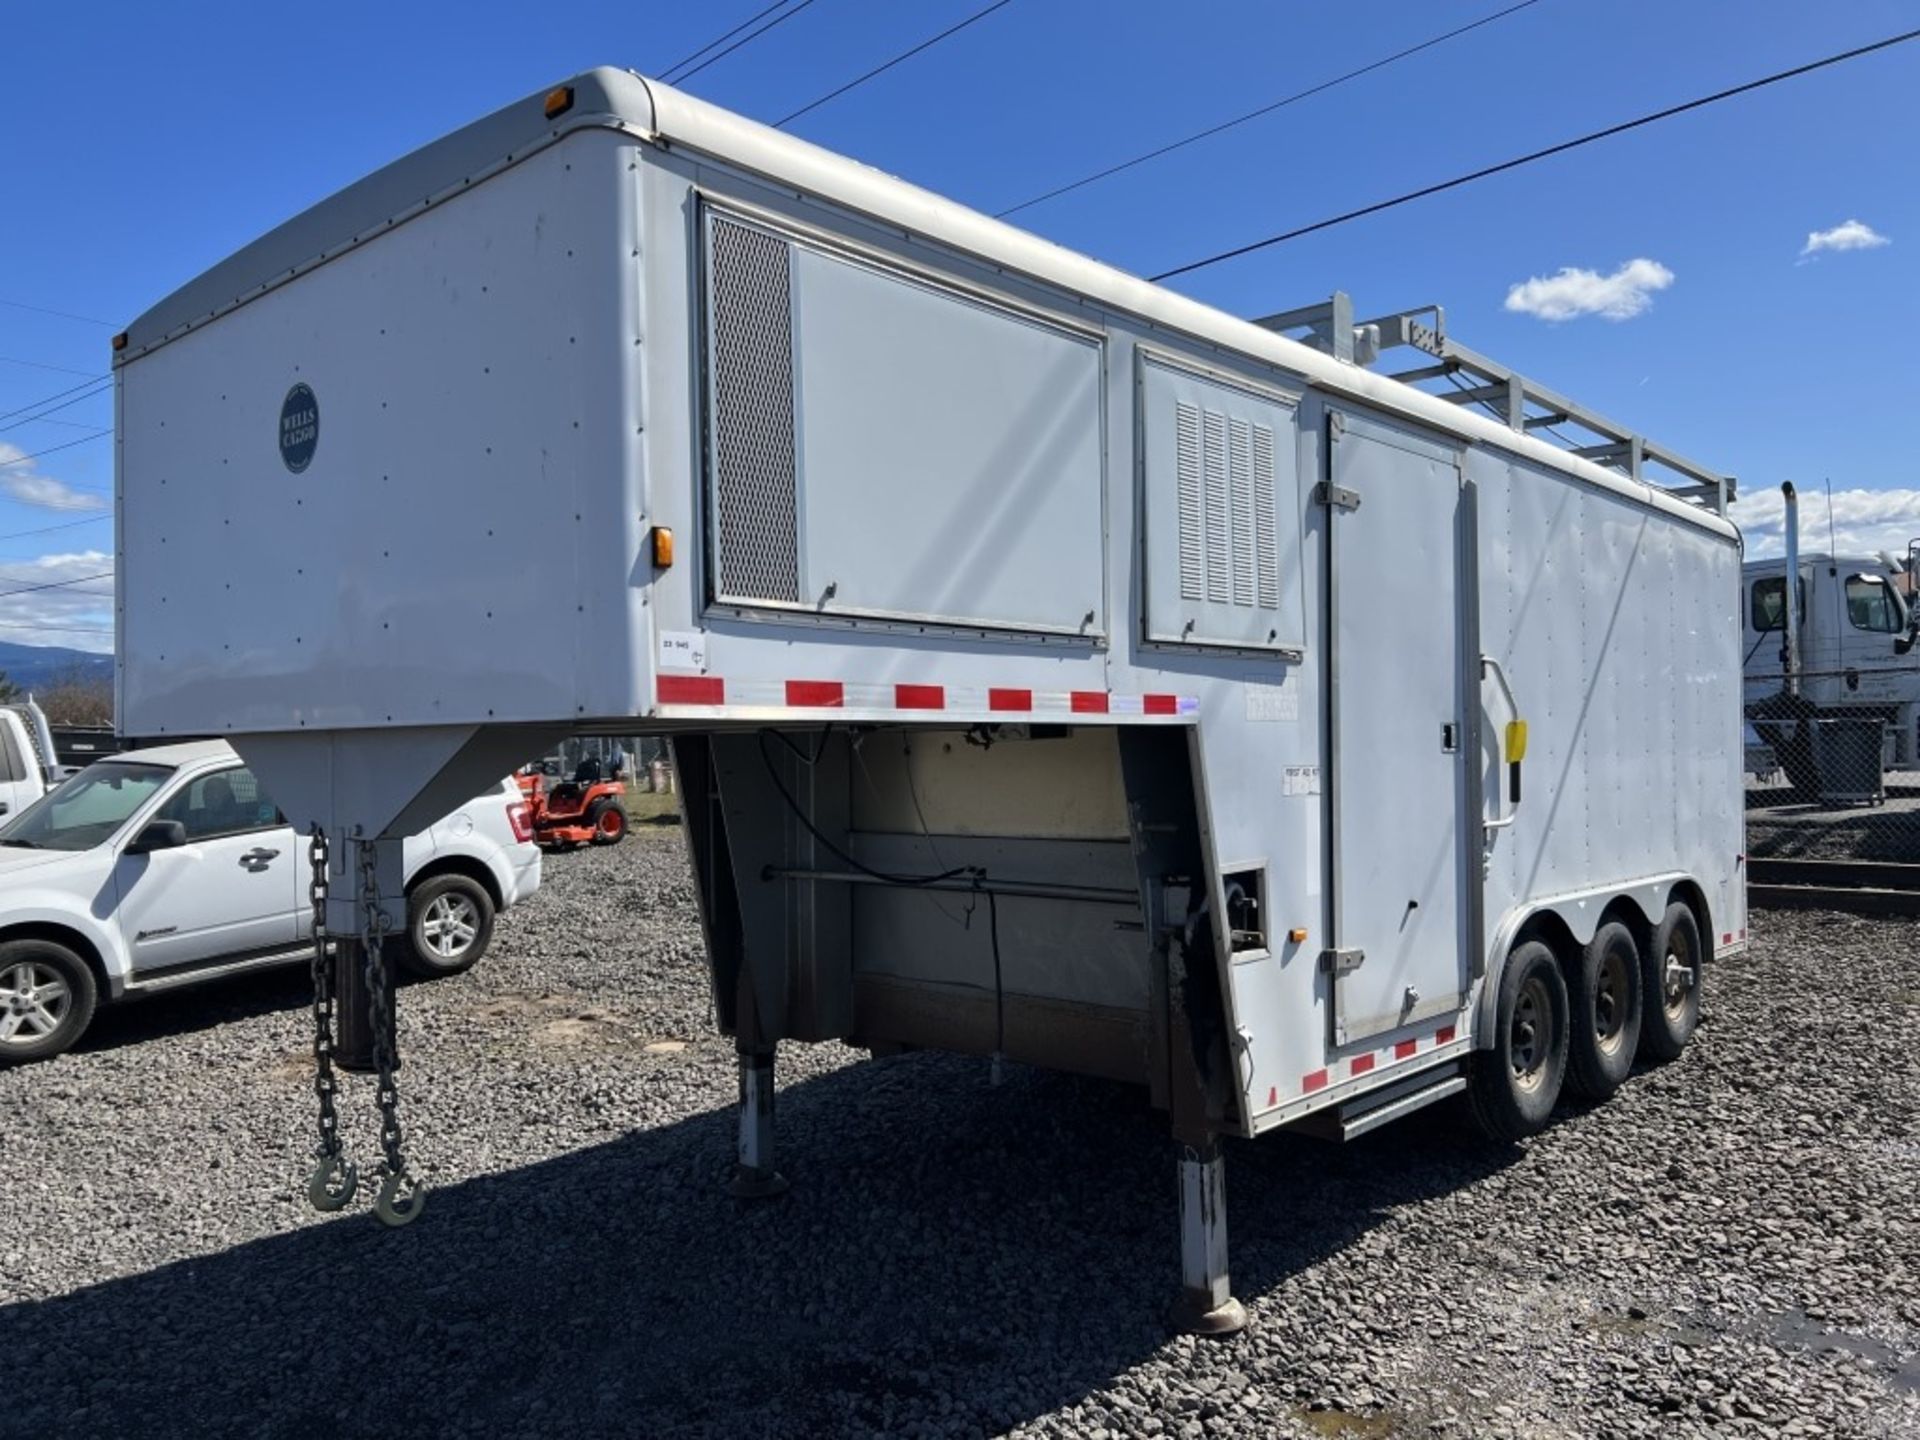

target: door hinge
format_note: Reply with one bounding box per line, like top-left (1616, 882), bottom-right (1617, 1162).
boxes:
top-left (1315, 482), bottom-right (1361, 512)
top-left (1319, 947), bottom-right (1365, 976)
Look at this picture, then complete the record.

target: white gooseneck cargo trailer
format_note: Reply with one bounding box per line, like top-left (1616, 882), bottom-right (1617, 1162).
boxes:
top-left (114, 70), bottom-right (1745, 1331)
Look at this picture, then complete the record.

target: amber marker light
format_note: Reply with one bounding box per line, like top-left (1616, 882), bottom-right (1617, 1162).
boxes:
top-left (544, 85), bottom-right (575, 119)
top-left (651, 526), bottom-right (675, 569)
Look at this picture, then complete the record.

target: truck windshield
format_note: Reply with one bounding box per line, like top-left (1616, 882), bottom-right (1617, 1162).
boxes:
top-left (0, 761), bottom-right (172, 852)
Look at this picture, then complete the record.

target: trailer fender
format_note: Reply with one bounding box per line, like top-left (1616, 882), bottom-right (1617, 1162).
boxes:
top-left (1477, 873), bottom-right (1694, 1046)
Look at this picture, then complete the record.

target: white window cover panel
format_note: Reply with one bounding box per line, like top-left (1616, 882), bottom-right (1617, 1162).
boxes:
top-left (1141, 356), bottom-right (1304, 652)
top-left (783, 241), bottom-right (1106, 635)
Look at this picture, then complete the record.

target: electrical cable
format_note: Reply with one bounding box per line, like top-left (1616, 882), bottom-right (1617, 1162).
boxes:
top-left (0, 356), bottom-right (102, 380)
top-left (672, 0), bottom-right (823, 85)
top-left (0, 570), bottom-right (112, 601)
top-left (995, 0), bottom-right (1542, 218)
top-left (0, 619), bottom-right (112, 636)
top-left (1150, 26), bottom-right (1920, 283)
top-left (0, 514), bottom-right (110, 545)
top-left (0, 431), bottom-right (111, 470)
top-left (0, 381), bottom-right (112, 436)
top-left (755, 727), bottom-right (976, 887)
top-left (659, 0), bottom-right (798, 83)
top-left (0, 376), bottom-right (108, 426)
top-left (774, 0), bottom-right (1017, 128)
top-left (0, 298), bottom-right (114, 326)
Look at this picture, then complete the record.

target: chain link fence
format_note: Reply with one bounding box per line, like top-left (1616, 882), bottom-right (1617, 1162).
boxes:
top-left (1745, 665), bottom-right (1920, 878)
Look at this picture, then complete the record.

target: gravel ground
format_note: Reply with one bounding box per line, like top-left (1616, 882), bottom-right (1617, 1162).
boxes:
top-left (3, 829), bottom-right (1917, 1439)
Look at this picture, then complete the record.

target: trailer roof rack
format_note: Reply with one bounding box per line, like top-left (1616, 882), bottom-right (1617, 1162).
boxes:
top-left (1253, 292), bottom-right (1734, 516)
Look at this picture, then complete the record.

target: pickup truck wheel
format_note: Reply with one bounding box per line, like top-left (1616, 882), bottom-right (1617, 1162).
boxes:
top-left (1639, 902), bottom-right (1703, 1063)
top-left (1467, 939), bottom-right (1568, 1143)
top-left (1566, 921), bottom-right (1643, 1101)
top-left (401, 875), bottom-right (495, 979)
top-left (588, 798), bottom-right (627, 846)
top-left (0, 939), bottom-right (96, 1065)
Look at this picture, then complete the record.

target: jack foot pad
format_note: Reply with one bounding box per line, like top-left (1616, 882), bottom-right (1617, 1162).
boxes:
top-left (728, 1164), bottom-right (790, 1200)
top-left (1167, 1292), bottom-right (1248, 1337)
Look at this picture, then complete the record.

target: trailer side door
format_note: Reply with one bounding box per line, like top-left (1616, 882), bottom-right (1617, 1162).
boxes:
top-left (1322, 409), bottom-right (1467, 1048)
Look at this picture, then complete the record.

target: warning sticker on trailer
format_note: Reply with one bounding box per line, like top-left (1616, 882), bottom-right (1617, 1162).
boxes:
top-left (1281, 765), bottom-right (1321, 797)
top-left (657, 630), bottom-right (708, 672)
top-left (1245, 680), bottom-right (1298, 722)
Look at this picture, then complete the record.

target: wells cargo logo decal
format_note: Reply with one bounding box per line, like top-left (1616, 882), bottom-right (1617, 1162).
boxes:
top-left (279, 383), bottom-right (318, 473)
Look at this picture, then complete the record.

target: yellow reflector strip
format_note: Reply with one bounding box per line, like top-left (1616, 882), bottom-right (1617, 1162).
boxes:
top-left (1504, 719), bottom-right (1529, 763)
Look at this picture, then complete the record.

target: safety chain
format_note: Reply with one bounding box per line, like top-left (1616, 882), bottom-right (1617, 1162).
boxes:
top-left (305, 826), bottom-right (357, 1212)
top-left (358, 834), bottom-right (426, 1226)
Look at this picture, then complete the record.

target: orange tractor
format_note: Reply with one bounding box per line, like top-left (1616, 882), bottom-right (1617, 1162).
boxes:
top-left (514, 758), bottom-right (628, 850)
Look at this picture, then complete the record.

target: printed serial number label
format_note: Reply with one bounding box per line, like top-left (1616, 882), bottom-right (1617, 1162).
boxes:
top-left (1281, 765), bottom-right (1321, 797)
top-left (1246, 681), bottom-right (1298, 722)
top-left (657, 630), bottom-right (708, 672)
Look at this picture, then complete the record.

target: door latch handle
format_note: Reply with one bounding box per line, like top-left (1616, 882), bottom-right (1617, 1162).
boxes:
top-left (239, 847), bottom-right (280, 870)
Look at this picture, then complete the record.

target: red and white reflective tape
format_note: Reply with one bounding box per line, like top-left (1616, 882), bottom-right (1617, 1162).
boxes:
top-left (1272, 1022), bottom-right (1463, 1109)
top-left (656, 675), bottom-right (1198, 719)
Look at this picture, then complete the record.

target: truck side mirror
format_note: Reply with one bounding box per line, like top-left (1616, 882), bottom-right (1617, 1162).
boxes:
top-left (126, 819), bottom-right (188, 855)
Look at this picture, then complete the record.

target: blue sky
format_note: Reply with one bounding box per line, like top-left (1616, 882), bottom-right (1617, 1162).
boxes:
top-left (3, 0), bottom-right (1916, 649)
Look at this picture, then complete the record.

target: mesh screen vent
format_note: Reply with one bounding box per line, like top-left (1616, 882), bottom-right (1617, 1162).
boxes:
top-left (1176, 396), bottom-right (1283, 615)
top-left (1176, 401), bottom-right (1204, 601)
top-left (707, 217), bottom-right (800, 604)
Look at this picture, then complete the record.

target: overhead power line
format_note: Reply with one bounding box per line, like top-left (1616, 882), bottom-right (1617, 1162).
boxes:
top-left (775, 0), bottom-right (1017, 128)
top-left (671, 0), bottom-right (822, 85)
top-left (0, 297), bottom-right (114, 327)
top-left (0, 570), bottom-right (113, 602)
top-left (997, 0), bottom-right (1542, 218)
top-left (0, 375), bottom-right (108, 427)
top-left (1151, 25), bottom-right (1920, 283)
top-left (0, 381), bottom-right (112, 436)
top-left (0, 355), bottom-right (103, 380)
top-left (0, 431), bottom-right (112, 470)
top-left (0, 514), bottom-right (111, 545)
top-left (0, 619), bottom-right (113, 637)
top-left (659, 1), bottom-right (796, 82)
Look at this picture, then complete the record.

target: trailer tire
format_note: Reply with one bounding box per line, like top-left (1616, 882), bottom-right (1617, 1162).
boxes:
top-left (588, 798), bottom-right (627, 846)
top-left (1639, 902), bottom-right (1703, 1063)
top-left (1467, 940), bottom-right (1568, 1143)
top-left (1566, 921), bottom-right (1642, 1101)
top-left (0, 938), bottom-right (97, 1065)
top-left (401, 874), bottom-right (495, 979)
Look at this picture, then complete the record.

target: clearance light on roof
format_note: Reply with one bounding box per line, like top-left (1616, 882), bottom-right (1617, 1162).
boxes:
top-left (543, 85), bottom-right (574, 120)
top-left (112, 332), bottom-right (128, 352)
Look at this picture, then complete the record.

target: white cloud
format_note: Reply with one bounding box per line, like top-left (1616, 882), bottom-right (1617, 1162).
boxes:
top-left (0, 442), bottom-right (110, 512)
top-left (1730, 486), bottom-right (1920, 562)
top-left (1800, 219), bottom-right (1889, 258)
top-left (0, 548), bottom-right (114, 654)
top-left (1503, 258), bottom-right (1674, 322)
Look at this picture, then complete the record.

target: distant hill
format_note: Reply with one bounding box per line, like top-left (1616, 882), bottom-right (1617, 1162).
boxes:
top-left (0, 640), bottom-right (112, 693)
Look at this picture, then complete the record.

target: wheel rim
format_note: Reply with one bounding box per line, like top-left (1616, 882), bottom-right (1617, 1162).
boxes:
top-left (1510, 974), bottom-right (1553, 1091)
top-left (1594, 948), bottom-right (1632, 1056)
top-left (421, 894), bottom-right (480, 961)
top-left (0, 960), bottom-right (72, 1046)
top-left (1662, 932), bottom-right (1696, 1020)
top-left (597, 809), bottom-right (623, 837)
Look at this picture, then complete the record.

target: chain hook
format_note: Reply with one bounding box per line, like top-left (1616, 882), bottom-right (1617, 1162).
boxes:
top-left (354, 830), bottom-right (423, 1224)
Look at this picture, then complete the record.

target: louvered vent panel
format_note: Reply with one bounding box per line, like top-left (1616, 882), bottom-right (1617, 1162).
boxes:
top-left (1229, 417), bottom-right (1256, 607)
top-left (1176, 402), bottom-right (1203, 600)
top-left (1252, 422), bottom-right (1279, 608)
top-left (707, 217), bottom-right (800, 604)
top-left (1203, 409), bottom-right (1229, 604)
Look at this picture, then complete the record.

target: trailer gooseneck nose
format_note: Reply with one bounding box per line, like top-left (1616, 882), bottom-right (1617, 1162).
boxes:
top-left (113, 67), bottom-right (1744, 1331)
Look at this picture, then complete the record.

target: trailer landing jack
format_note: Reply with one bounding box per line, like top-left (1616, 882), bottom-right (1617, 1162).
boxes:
top-left (729, 1046), bottom-right (789, 1199)
top-left (1168, 1138), bottom-right (1247, 1336)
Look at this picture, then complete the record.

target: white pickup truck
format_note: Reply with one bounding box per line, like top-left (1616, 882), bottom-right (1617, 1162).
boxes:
top-left (0, 738), bottom-right (541, 1062)
top-left (0, 699), bottom-right (56, 823)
